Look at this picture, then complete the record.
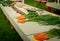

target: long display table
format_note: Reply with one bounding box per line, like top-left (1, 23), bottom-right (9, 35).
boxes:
top-left (0, 4), bottom-right (60, 41)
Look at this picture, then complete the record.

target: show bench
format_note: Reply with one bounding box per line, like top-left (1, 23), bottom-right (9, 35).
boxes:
top-left (46, 2), bottom-right (60, 10)
top-left (0, 3), bottom-right (60, 41)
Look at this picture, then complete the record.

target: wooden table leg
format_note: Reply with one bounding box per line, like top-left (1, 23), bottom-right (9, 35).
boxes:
top-left (11, 24), bottom-right (14, 30)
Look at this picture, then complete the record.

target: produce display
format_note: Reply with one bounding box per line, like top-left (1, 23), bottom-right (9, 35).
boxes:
top-left (12, 3), bottom-right (60, 40)
top-left (24, 9), bottom-right (60, 39)
top-left (33, 28), bottom-right (60, 41)
top-left (14, 3), bottom-right (60, 29)
top-left (3, 2), bottom-right (60, 40)
top-left (13, 3), bottom-right (60, 26)
top-left (1, 0), bottom-right (60, 41)
top-left (25, 11), bottom-right (60, 26)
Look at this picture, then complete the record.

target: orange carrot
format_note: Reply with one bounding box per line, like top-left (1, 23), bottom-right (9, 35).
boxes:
top-left (34, 32), bottom-right (49, 40)
top-left (17, 19), bottom-right (25, 23)
top-left (17, 15), bottom-right (25, 20)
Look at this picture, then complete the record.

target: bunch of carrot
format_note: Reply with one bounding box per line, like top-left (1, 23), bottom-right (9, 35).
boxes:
top-left (16, 14), bottom-right (26, 23)
top-left (33, 32), bottom-right (49, 41)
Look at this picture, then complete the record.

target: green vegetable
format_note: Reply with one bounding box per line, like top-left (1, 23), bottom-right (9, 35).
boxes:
top-left (0, 0), bottom-right (14, 6)
top-left (39, 15), bottom-right (60, 25)
top-left (45, 28), bottom-right (60, 38)
top-left (25, 11), bottom-right (60, 26)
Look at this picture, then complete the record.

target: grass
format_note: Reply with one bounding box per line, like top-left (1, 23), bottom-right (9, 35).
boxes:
top-left (25, 0), bottom-right (45, 9)
top-left (25, 0), bottom-right (34, 6)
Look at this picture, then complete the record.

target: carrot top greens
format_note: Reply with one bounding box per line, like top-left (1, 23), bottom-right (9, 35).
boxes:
top-left (25, 11), bottom-right (60, 26)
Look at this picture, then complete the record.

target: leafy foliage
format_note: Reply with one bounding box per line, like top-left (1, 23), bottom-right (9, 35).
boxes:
top-left (0, 0), bottom-right (14, 6)
top-left (45, 28), bottom-right (60, 38)
top-left (25, 11), bottom-right (60, 26)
